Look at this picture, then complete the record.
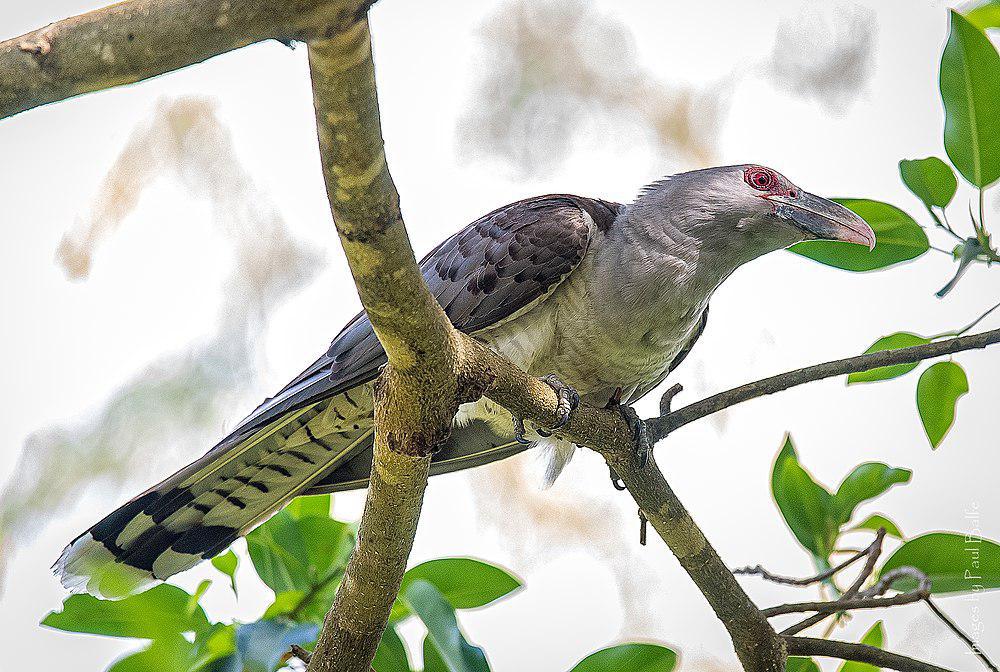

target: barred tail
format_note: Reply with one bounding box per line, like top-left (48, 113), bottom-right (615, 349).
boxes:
top-left (55, 396), bottom-right (373, 599)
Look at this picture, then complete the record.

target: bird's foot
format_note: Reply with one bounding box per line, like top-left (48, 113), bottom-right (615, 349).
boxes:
top-left (512, 414), bottom-right (531, 445)
top-left (511, 374), bottom-right (580, 444)
top-left (608, 466), bottom-right (627, 491)
top-left (537, 374), bottom-right (580, 434)
top-left (604, 387), bottom-right (651, 469)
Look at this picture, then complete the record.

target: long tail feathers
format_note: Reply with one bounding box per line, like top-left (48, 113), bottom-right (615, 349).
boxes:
top-left (55, 397), bottom-right (373, 599)
top-left (55, 406), bottom-right (532, 599)
top-left (304, 419), bottom-right (528, 494)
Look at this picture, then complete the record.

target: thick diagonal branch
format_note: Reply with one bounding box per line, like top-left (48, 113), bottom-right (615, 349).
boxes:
top-left (304, 15), bottom-right (472, 672)
top-left (608, 449), bottom-right (786, 669)
top-left (0, 0), bottom-right (366, 120)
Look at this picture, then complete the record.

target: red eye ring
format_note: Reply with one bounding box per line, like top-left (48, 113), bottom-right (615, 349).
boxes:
top-left (745, 167), bottom-right (775, 191)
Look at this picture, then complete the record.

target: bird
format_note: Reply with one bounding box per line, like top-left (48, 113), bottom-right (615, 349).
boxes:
top-left (55, 164), bottom-right (875, 599)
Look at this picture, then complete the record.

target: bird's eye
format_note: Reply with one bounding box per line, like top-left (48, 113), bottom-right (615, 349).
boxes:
top-left (746, 167), bottom-right (775, 191)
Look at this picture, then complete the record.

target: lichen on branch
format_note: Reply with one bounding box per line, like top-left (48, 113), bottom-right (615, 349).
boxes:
top-left (0, 0), bottom-right (367, 120)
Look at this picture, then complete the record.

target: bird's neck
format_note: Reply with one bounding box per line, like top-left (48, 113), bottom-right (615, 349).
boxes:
top-left (609, 205), bottom-right (762, 299)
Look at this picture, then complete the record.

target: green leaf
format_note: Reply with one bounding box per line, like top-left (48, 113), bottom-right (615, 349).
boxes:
top-left (261, 591), bottom-right (305, 620)
top-left (786, 658), bottom-right (821, 672)
top-left (880, 532), bottom-right (1000, 594)
top-left (423, 636), bottom-right (450, 672)
top-left (107, 636), bottom-right (198, 672)
top-left (833, 463), bottom-right (911, 526)
top-left (297, 582), bottom-right (343, 624)
top-left (372, 626), bottom-right (411, 672)
top-left (847, 333), bottom-right (931, 384)
top-left (285, 494), bottom-right (332, 520)
top-left (790, 200), bottom-right (928, 271)
top-left (188, 579), bottom-right (212, 616)
top-left (246, 510), bottom-right (354, 594)
top-left (235, 620), bottom-right (319, 672)
top-left (850, 514), bottom-right (904, 540)
top-left (941, 11), bottom-right (1000, 187)
top-left (569, 643), bottom-right (678, 672)
top-left (212, 551), bottom-right (239, 596)
top-left (966, 1), bottom-right (1000, 30)
top-left (838, 621), bottom-right (884, 672)
top-left (42, 584), bottom-right (211, 640)
top-left (392, 558), bottom-right (522, 622)
top-left (899, 157), bottom-right (958, 209)
top-left (200, 656), bottom-right (242, 672)
top-left (192, 624), bottom-right (239, 671)
top-left (916, 361), bottom-right (969, 448)
top-left (401, 580), bottom-right (490, 672)
top-left (771, 436), bottom-right (839, 561)
top-left (246, 511), bottom-right (309, 593)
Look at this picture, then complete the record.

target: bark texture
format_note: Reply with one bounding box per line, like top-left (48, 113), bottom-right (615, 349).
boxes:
top-left (304, 17), bottom-right (468, 670)
top-left (0, 0), bottom-right (367, 119)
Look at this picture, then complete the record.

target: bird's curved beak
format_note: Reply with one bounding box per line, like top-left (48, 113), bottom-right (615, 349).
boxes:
top-left (767, 192), bottom-right (876, 250)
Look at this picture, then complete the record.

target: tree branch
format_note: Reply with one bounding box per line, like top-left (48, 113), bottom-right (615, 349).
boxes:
top-left (736, 534), bottom-right (882, 587)
top-left (303, 13), bottom-right (475, 672)
top-left (780, 529), bottom-right (887, 637)
top-left (764, 592), bottom-right (927, 617)
top-left (0, 0), bottom-right (368, 120)
top-left (785, 637), bottom-right (956, 672)
top-left (649, 328), bottom-right (1000, 440)
top-left (605, 448), bottom-right (787, 670)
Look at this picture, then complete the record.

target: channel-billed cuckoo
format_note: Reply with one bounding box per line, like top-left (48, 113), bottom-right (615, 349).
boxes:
top-left (56, 164), bottom-right (875, 598)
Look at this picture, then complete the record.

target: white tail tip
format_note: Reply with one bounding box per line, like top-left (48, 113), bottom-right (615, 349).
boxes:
top-left (53, 533), bottom-right (157, 600)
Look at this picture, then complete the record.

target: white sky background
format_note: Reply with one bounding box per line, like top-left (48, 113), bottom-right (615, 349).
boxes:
top-left (1, 0), bottom-right (999, 670)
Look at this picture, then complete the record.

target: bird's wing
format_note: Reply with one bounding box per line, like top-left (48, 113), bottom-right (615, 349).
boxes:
top-left (225, 194), bottom-right (622, 444)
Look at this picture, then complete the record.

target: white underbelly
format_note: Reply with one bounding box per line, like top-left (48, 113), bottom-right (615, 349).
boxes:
top-left (476, 291), bottom-right (699, 405)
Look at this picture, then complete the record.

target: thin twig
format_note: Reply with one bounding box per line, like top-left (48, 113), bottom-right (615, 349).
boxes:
top-left (932, 300), bottom-right (1000, 339)
top-left (928, 205), bottom-right (965, 242)
top-left (735, 539), bottom-right (877, 587)
top-left (763, 592), bottom-right (926, 617)
top-left (649, 329), bottom-right (1000, 440)
top-left (864, 566), bottom-right (929, 597)
top-left (780, 529), bottom-right (885, 636)
top-left (785, 637), bottom-right (956, 672)
top-left (289, 645), bottom-right (313, 664)
top-left (925, 597), bottom-right (998, 672)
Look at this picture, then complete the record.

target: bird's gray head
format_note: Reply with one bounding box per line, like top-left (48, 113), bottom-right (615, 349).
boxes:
top-left (631, 164), bottom-right (875, 264)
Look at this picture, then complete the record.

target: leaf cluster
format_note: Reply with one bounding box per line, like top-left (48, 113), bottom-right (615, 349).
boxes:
top-left (43, 494), bottom-right (678, 672)
top-left (770, 435), bottom-right (1000, 668)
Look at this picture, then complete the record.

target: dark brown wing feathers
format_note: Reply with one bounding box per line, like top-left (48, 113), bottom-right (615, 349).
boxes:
top-left (226, 194), bottom-right (622, 441)
top-left (426, 195), bottom-right (606, 332)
